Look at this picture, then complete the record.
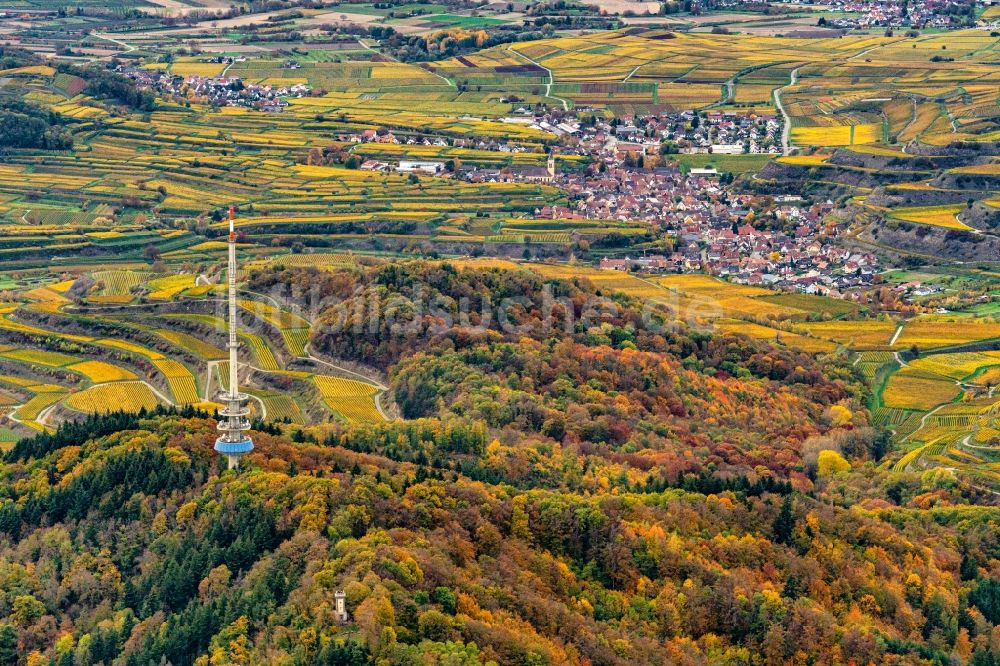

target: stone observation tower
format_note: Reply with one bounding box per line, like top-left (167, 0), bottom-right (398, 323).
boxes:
top-left (334, 590), bottom-right (349, 624)
top-left (214, 206), bottom-right (254, 470)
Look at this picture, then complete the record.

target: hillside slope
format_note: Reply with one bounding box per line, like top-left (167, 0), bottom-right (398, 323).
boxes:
top-left (2, 410), bottom-right (1000, 665)
top-left (0, 265), bottom-right (999, 665)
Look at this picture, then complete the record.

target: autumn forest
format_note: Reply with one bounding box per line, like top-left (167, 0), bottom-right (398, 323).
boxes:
top-left (0, 263), bottom-right (997, 666)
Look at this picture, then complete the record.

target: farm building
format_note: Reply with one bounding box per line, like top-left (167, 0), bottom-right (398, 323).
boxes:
top-left (397, 161), bottom-right (445, 175)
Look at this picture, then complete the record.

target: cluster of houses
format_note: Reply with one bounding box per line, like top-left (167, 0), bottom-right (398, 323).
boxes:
top-left (694, 220), bottom-right (879, 293)
top-left (117, 64), bottom-right (310, 110)
top-left (477, 111), bottom-right (883, 294)
top-left (445, 110), bottom-right (780, 159)
top-left (515, 113), bottom-right (582, 137)
top-left (632, 110), bottom-right (782, 155)
top-left (595, 195), bottom-right (880, 295)
top-left (570, 110), bottom-right (784, 156)
top-left (713, 0), bottom-right (974, 30)
top-left (893, 281), bottom-right (946, 298)
top-left (344, 131), bottom-right (547, 175)
top-left (339, 128), bottom-right (565, 178)
top-left (812, 0), bottom-right (973, 29)
top-left (343, 128), bottom-right (539, 153)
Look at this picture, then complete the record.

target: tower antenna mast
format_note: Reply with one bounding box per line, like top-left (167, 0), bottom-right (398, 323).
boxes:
top-left (214, 206), bottom-right (253, 470)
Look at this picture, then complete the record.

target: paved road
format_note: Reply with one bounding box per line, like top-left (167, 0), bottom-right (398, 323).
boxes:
top-left (889, 325), bottom-right (903, 347)
top-left (774, 67), bottom-right (800, 156)
top-left (509, 46), bottom-right (569, 111)
top-left (91, 33), bottom-right (136, 55)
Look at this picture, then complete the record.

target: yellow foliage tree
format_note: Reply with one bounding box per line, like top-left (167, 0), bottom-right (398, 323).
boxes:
top-left (355, 587), bottom-right (396, 653)
top-left (511, 494), bottom-right (531, 540)
top-left (817, 449), bottom-right (851, 476)
top-left (828, 404), bottom-right (853, 426)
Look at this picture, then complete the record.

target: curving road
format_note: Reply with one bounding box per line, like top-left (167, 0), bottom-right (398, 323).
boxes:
top-left (91, 33), bottom-right (137, 56)
top-left (774, 67), bottom-right (799, 156)
top-left (508, 46), bottom-right (569, 111)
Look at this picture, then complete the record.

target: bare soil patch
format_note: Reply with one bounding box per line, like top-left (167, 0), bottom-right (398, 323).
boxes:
top-left (584, 0), bottom-right (661, 14)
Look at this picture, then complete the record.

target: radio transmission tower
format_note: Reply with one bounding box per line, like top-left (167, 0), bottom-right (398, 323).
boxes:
top-left (214, 206), bottom-right (253, 470)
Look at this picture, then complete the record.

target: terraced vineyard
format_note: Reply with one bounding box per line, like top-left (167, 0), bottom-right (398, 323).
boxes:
top-left (152, 359), bottom-right (201, 405)
top-left (0, 266), bottom-right (387, 432)
top-left (154, 330), bottom-right (227, 362)
top-left (238, 299), bottom-right (311, 357)
top-left (15, 391), bottom-right (66, 430)
top-left (313, 375), bottom-right (384, 424)
top-left (248, 390), bottom-right (305, 424)
top-left (65, 382), bottom-right (160, 414)
top-left (0, 24), bottom-right (995, 487)
top-left (242, 333), bottom-right (282, 371)
top-left (0, 28), bottom-right (997, 269)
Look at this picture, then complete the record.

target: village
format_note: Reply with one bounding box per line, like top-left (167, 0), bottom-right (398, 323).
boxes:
top-left (501, 112), bottom-right (877, 296)
top-left (568, 115), bottom-right (878, 296)
top-left (716, 0), bottom-right (980, 30)
top-left (113, 59), bottom-right (881, 297)
top-left (810, 0), bottom-right (975, 30)
top-left (116, 60), bottom-right (311, 111)
top-left (337, 108), bottom-right (880, 296)
top-left (576, 171), bottom-right (880, 297)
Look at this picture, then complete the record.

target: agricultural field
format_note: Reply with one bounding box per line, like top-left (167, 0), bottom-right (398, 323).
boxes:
top-left (908, 351), bottom-right (1000, 382)
top-left (857, 318), bottom-right (1000, 478)
top-left (65, 382), bottom-right (161, 414)
top-left (797, 320), bottom-right (898, 349)
top-left (312, 375), bottom-right (385, 424)
top-left (242, 333), bottom-right (282, 371)
top-left (154, 330), bottom-right (227, 361)
top-left (238, 299), bottom-right (311, 357)
top-left (777, 154), bottom-right (830, 166)
top-left (713, 319), bottom-right (838, 354)
top-left (152, 359), bottom-right (202, 405)
top-left (668, 154), bottom-right (774, 174)
top-left (67, 361), bottom-right (138, 383)
top-left (147, 274), bottom-right (197, 299)
top-left (249, 389), bottom-right (305, 424)
top-left (15, 391), bottom-right (67, 430)
top-left (790, 124), bottom-right (880, 147)
top-left (897, 316), bottom-right (1000, 350)
top-left (882, 368), bottom-right (961, 411)
top-left (889, 205), bottom-right (974, 231)
top-left (0, 19), bottom-right (995, 484)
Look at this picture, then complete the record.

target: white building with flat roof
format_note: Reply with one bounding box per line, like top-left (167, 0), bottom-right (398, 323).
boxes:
top-left (398, 160), bottom-right (444, 174)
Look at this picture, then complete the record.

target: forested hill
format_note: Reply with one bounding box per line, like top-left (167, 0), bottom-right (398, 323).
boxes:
top-left (1, 409), bottom-right (999, 665)
top-left (267, 261), bottom-right (875, 489)
top-left (2, 264), bottom-right (1000, 665)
